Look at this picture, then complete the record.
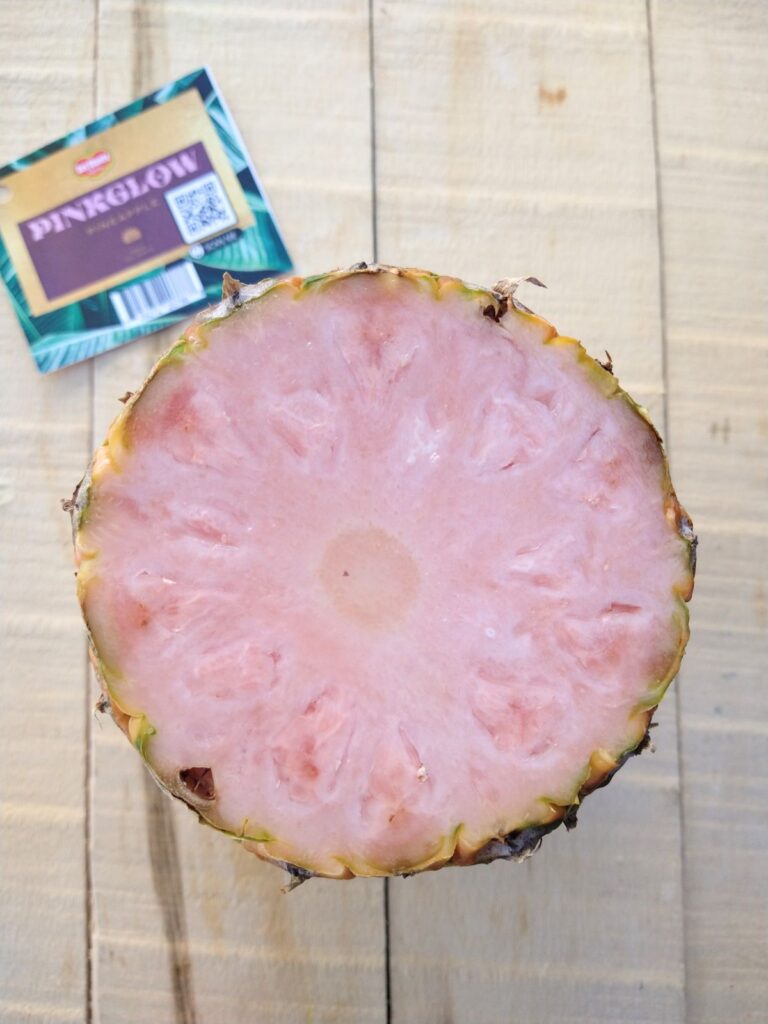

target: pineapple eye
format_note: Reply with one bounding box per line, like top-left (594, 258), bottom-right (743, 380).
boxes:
top-left (179, 767), bottom-right (215, 802)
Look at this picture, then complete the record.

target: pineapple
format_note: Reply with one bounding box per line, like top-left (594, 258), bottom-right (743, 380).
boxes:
top-left (67, 265), bottom-right (695, 880)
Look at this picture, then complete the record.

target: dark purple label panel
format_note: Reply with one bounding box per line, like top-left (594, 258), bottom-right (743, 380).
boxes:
top-left (19, 142), bottom-right (214, 300)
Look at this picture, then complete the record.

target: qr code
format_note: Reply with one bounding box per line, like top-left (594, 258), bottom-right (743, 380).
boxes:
top-left (165, 172), bottom-right (237, 244)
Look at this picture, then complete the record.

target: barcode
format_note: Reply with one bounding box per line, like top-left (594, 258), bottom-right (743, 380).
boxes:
top-left (165, 171), bottom-right (237, 244)
top-left (110, 262), bottom-right (205, 326)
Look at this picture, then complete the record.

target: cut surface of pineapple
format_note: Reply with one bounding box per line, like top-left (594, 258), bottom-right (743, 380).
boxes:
top-left (73, 266), bottom-right (694, 878)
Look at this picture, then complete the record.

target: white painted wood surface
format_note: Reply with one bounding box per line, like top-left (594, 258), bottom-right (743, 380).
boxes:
top-left (0, 2), bottom-right (765, 1022)
top-left (0, 4), bottom-right (95, 1022)
top-left (375, 3), bottom-right (685, 1021)
top-left (652, 1), bottom-right (768, 1021)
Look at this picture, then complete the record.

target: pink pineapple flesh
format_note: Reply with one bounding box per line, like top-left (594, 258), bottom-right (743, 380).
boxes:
top-left (75, 269), bottom-right (693, 878)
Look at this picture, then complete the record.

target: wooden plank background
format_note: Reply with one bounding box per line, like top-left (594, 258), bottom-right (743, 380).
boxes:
top-left (0, 1), bottom-right (765, 1022)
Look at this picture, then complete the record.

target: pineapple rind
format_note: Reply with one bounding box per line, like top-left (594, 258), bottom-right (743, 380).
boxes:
top-left (67, 264), bottom-right (696, 879)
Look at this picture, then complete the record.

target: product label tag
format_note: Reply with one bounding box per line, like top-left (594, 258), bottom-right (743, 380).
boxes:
top-left (0, 68), bottom-right (292, 372)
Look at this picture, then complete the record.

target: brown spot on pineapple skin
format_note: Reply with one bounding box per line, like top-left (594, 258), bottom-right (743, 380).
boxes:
top-left (221, 272), bottom-right (243, 303)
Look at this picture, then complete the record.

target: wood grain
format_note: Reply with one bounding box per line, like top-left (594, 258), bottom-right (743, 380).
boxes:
top-left (0, 3), bottom-right (95, 1022)
top-left (373, 2), bottom-right (686, 1020)
top-left (89, 2), bottom-right (386, 1023)
top-left (651, 1), bottom-right (768, 1020)
top-left (1, 1), bottom-right (766, 1020)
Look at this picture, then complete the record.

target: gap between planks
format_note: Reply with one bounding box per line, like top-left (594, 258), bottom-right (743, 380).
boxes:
top-left (367, 3), bottom-right (390, 1023)
top-left (645, 3), bottom-right (689, 1022)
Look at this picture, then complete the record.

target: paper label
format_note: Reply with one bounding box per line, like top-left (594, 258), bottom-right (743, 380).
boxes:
top-left (0, 69), bottom-right (292, 372)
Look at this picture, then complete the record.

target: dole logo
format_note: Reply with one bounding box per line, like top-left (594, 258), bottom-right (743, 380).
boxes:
top-left (74, 150), bottom-right (111, 177)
